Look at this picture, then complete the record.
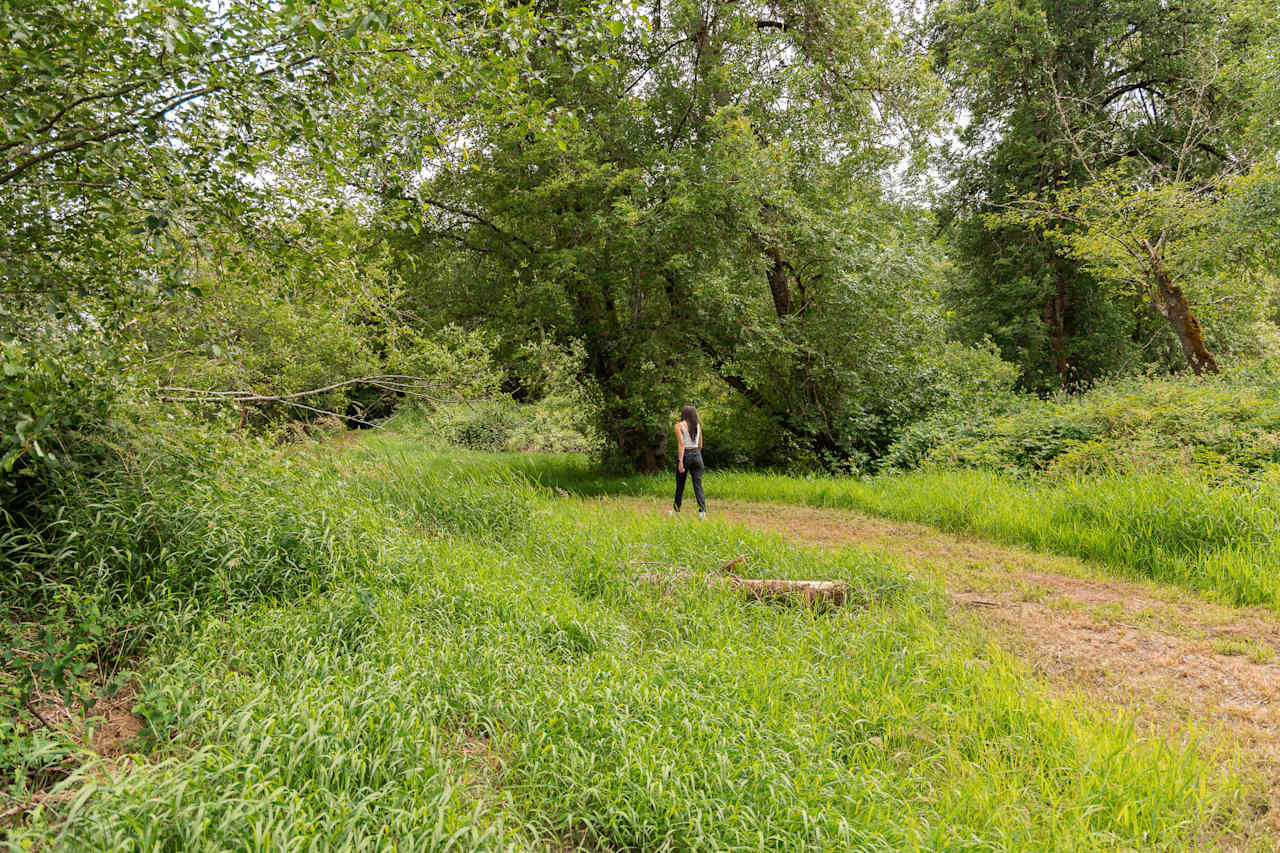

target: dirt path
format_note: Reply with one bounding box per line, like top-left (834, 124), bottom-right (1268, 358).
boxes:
top-left (614, 496), bottom-right (1280, 837)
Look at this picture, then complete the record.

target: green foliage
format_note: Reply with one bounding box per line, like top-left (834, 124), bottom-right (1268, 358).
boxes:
top-left (6, 0), bottom-right (1280, 838)
top-left (936, 0), bottom-right (1275, 385)
top-left (381, 0), bottom-right (964, 469)
top-left (0, 327), bottom-right (120, 522)
top-left (885, 370), bottom-right (1280, 480)
top-left (2, 0), bottom-right (580, 306)
top-left (7, 439), bottom-right (1254, 849)
top-left (1, 0), bottom-right (615, 474)
top-left (395, 335), bottom-right (602, 454)
top-left (691, 392), bottom-right (796, 470)
top-left (136, 219), bottom-right (388, 418)
top-left (407, 398), bottom-right (598, 455)
top-left (943, 218), bottom-right (1158, 392)
top-left (1243, 5), bottom-right (1280, 153)
top-left (438, 401), bottom-right (527, 452)
top-left (701, 338), bottom-right (1018, 471)
top-left (139, 226), bottom-right (505, 426)
top-left (0, 415), bottom-right (536, 797)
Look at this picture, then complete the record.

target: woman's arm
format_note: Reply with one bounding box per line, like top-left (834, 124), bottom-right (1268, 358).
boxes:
top-left (674, 422), bottom-right (685, 472)
top-left (698, 427), bottom-right (703, 450)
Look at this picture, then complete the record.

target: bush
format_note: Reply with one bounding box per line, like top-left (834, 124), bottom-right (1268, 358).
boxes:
top-left (699, 397), bottom-right (806, 470)
top-left (447, 401), bottom-right (526, 451)
top-left (688, 339), bottom-right (1018, 473)
top-left (883, 369), bottom-right (1280, 479)
top-left (408, 397), bottom-right (599, 455)
top-left (0, 331), bottom-right (120, 524)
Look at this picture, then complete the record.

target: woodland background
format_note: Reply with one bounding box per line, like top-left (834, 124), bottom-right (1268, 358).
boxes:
top-left (7, 0), bottom-right (1279, 483)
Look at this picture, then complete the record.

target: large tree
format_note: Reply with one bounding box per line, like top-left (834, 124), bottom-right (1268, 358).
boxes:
top-left (378, 0), bottom-right (963, 469)
top-left (1, 0), bottom-right (604, 505)
top-left (935, 0), bottom-right (1263, 386)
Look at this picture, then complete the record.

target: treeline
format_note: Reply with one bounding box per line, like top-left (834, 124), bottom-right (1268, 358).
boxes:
top-left (5, 0), bottom-right (1280, 499)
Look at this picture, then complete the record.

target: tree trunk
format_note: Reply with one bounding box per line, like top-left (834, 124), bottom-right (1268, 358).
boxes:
top-left (1151, 264), bottom-right (1218, 375)
top-left (615, 421), bottom-right (668, 472)
top-left (764, 246), bottom-right (794, 317)
top-left (1043, 262), bottom-right (1076, 386)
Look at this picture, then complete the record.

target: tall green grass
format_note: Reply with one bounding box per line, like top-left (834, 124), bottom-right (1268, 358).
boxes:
top-left (506, 454), bottom-right (1280, 608)
top-left (0, 428), bottom-right (538, 798)
top-left (9, 439), bottom-right (1260, 850)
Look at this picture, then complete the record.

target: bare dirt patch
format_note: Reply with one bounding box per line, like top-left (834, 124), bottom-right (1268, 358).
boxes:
top-left (448, 732), bottom-right (503, 798)
top-left (29, 682), bottom-right (145, 763)
top-left (611, 496), bottom-right (1280, 839)
top-left (87, 687), bottom-right (145, 760)
top-left (2, 684), bottom-right (146, 831)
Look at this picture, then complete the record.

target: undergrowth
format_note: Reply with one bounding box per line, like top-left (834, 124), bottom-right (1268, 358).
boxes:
top-left (5, 434), bottom-right (1261, 850)
top-left (0, 421), bottom-right (530, 810)
top-left (884, 372), bottom-right (1280, 480)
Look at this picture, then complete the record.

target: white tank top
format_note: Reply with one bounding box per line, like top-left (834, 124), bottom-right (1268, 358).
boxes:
top-left (681, 422), bottom-right (700, 449)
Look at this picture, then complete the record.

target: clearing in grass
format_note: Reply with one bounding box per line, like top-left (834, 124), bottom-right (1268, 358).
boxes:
top-left (505, 453), bottom-right (1280, 609)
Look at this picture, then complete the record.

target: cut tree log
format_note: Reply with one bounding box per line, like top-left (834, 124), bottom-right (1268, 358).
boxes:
top-left (639, 570), bottom-right (850, 607)
top-left (722, 576), bottom-right (849, 607)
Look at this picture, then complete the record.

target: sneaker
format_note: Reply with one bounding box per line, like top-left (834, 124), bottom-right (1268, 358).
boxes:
top-left (668, 508), bottom-right (679, 516)
top-left (698, 511), bottom-right (707, 520)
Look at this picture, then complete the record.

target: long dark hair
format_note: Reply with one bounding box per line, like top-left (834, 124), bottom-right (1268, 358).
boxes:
top-left (681, 405), bottom-right (699, 440)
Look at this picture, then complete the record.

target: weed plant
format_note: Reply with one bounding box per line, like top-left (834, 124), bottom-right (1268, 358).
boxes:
top-left (9, 437), bottom-right (1258, 851)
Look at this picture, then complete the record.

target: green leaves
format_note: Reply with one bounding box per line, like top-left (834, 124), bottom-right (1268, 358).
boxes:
top-left (372, 0), bottom-right (949, 467)
top-left (937, 0), bottom-right (1275, 385)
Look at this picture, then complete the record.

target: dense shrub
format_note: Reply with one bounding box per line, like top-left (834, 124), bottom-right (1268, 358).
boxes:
top-left (0, 331), bottom-right (121, 525)
top-left (408, 398), bottom-right (599, 454)
top-left (692, 339), bottom-right (1019, 472)
top-left (696, 397), bottom-right (804, 470)
top-left (883, 369), bottom-right (1280, 479)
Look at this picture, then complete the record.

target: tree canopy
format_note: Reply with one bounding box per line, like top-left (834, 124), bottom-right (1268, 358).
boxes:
top-left (5, 0), bottom-right (1279, 478)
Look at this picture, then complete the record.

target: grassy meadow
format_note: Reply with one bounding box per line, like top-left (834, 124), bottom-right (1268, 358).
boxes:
top-left (506, 455), bottom-right (1280, 609)
top-left (4, 433), bottom-right (1260, 851)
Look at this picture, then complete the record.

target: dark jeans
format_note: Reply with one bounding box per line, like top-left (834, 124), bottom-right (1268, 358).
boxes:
top-left (673, 448), bottom-right (706, 512)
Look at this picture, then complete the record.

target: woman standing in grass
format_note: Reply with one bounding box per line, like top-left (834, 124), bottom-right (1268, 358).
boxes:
top-left (670, 405), bottom-right (707, 518)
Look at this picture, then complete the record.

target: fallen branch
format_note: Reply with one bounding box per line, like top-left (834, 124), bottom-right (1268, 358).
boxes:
top-left (718, 554), bottom-right (748, 574)
top-left (0, 788), bottom-right (78, 828)
top-left (21, 697), bottom-right (55, 731)
top-left (721, 576), bottom-right (850, 607)
top-left (157, 374), bottom-right (490, 428)
top-left (158, 374), bottom-right (454, 403)
top-left (0, 803), bottom-right (28, 826)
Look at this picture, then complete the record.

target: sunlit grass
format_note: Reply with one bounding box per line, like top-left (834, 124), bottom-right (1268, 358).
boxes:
top-left (506, 454), bottom-right (1280, 608)
top-left (10, 437), bottom-right (1259, 850)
